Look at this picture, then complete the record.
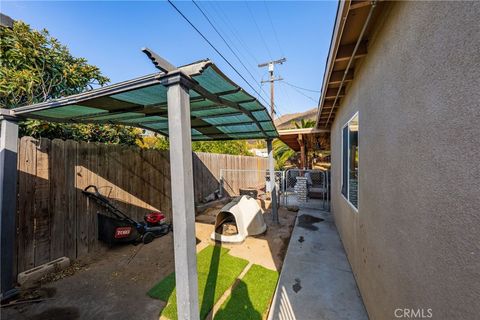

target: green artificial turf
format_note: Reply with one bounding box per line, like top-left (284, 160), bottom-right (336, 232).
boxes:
top-left (214, 264), bottom-right (279, 320)
top-left (148, 245), bottom-right (249, 320)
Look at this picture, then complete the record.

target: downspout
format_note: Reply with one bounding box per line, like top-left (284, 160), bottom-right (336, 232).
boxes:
top-left (324, 1), bottom-right (377, 127)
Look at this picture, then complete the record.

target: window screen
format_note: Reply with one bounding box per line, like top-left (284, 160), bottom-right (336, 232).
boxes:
top-left (342, 113), bottom-right (359, 209)
top-left (342, 126), bottom-right (348, 198)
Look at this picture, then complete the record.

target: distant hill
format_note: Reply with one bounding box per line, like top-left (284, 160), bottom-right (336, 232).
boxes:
top-left (274, 107), bottom-right (317, 130)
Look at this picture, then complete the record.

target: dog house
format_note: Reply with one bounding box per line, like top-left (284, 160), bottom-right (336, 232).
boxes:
top-left (211, 195), bottom-right (267, 243)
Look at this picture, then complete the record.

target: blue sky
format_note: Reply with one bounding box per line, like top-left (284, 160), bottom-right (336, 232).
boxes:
top-left (2, 1), bottom-right (337, 117)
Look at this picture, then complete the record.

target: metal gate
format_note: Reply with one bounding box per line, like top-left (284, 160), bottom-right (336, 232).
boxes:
top-left (283, 169), bottom-right (330, 210)
top-left (218, 168), bottom-right (330, 210)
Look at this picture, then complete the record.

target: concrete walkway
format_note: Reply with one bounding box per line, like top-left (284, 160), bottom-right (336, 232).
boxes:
top-left (268, 204), bottom-right (368, 320)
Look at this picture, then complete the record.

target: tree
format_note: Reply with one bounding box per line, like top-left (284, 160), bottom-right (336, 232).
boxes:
top-left (273, 117), bottom-right (315, 169)
top-left (21, 120), bottom-right (144, 145)
top-left (293, 118), bottom-right (315, 129)
top-left (0, 21), bottom-right (141, 145)
top-left (273, 139), bottom-right (295, 170)
top-left (192, 140), bottom-right (252, 156)
top-left (139, 135), bottom-right (253, 156)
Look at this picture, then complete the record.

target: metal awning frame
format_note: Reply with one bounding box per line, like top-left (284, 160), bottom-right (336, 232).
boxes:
top-left (12, 62), bottom-right (278, 141)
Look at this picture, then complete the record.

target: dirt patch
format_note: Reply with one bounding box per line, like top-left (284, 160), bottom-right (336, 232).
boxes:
top-left (297, 214), bottom-right (324, 231)
top-left (40, 261), bottom-right (86, 285)
top-left (195, 206), bottom-right (218, 225)
top-left (278, 234), bottom-right (292, 265)
top-left (286, 205), bottom-right (299, 212)
top-left (30, 307), bottom-right (80, 320)
top-left (218, 222), bottom-right (238, 236)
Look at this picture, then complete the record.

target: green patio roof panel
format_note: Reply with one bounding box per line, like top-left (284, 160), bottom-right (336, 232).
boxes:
top-left (111, 84), bottom-right (167, 106)
top-left (191, 106), bottom-right (237, 118)
top-left (203, 114), bottom-right (251, 126)
top-left (87, 112), bottom-right (145, 122)
top-left (190, 99), bottom-right (217, 108)
top-left (260, 121), bottom-right (276, 132)
top-left (222, 91), bottom-right (252, 103)
top-left (143, 121), bottom-right (169, 131)
top-left (217, 123), bottom-right (259, 134)
top-left (31, 105), bottom-right (108, 119)
top-left (120, 115), bottom-right (166, 124)
top-left (12, 60), bottom-right (278, 141)
top-left (252, 110), bottom-right (271, 122)
top-left (239, 101), bottom-right (264, 111)
top-left (191, 65), bottom-right (237, 94)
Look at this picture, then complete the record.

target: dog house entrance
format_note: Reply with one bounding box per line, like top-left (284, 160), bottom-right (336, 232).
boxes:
top-left (215, 212), bottom-right (239, 236)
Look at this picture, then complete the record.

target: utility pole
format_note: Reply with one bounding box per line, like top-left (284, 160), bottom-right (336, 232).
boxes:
top-left (259, 58), bottom-right (286, 118)
top-left (259, 58), bottom-right (285, 225)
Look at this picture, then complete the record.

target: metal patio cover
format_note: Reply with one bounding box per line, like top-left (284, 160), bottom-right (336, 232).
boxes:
top-left (11, 60), bottom-right (278, 141)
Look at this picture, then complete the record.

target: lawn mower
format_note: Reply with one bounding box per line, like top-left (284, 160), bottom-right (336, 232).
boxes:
top-left (82, 185), bottom-right (171, 245)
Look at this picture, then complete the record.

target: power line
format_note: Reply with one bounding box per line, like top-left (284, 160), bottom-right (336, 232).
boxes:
top-left (208, 1), bottom-right (260, 68)
top-left (189, 0), bottom-right (285, 118)
top-left (282, 81), bottom-right (321, 93)
top-left (168, 0), bottom-right (287, 120)
top-left (280, 81), bottom-right (319, 104)
top-left (167, 0), bottom-right (272, 109)
top-left (263, 0), bottom-right (285, 57)
top-left (207, 1), bottom-right (283, 113)
top-left (245, 1), bottom-right (273, 60)
top-left (259, 1), bottom-right (293, 118)
top-left (192, 0), bottom-right (268, 102)
top-left (206, 1), bottom-right (288, 119)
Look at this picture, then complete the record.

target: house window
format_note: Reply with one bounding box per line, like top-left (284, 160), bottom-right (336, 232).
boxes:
top-left (341, 113), bottom-right (359, 209)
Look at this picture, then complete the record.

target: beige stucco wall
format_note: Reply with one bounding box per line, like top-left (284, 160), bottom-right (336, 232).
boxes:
top-left (330, 2), bottom-right (480, 319)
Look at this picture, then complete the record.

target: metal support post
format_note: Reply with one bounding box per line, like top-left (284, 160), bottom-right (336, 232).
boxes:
top-left (267, 139), bottom-right (279, 224)
top-left (165, 74), bottom-right (200, 320)
top-left (0, 109), bottom-right (19, 300)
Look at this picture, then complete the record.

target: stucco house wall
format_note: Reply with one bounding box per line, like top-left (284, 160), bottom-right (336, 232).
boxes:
top-left (330, 2), bottom-right (480, 319)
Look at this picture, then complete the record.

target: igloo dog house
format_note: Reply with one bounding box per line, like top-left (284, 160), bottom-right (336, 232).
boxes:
top-left (211, 195), bottom-right (267, 243)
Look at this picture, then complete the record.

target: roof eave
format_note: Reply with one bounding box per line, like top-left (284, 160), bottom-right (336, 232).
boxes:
top-left (315, 0), bottom-right (351, 128)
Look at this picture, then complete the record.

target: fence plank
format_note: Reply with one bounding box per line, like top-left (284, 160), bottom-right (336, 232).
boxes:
top-left (94, 143), bottom-right (109, 251)
top-left (64, 139), bottom-right (77, 259)
top-left (163, 151), bottom-right (172, 219)
top-left (159, 151), bottom-right (169, 219)
top-left (87, 143), bottom-right (99, 253)
top-left (34, 138), bottom-right (52, 265)
top-left (75, 141), bottom-right (89, 257)
top-left (50, 139), bottom-right (66, 260)
top-left (17, 137), bottom-right (37, 272)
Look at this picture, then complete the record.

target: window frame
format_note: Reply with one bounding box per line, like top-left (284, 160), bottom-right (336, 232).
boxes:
top-left (341, 112), bottom-right (359, 212)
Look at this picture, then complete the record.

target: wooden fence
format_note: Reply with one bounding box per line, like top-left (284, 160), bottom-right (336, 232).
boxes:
top-left (15, 137), bottom-right (268, 273)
